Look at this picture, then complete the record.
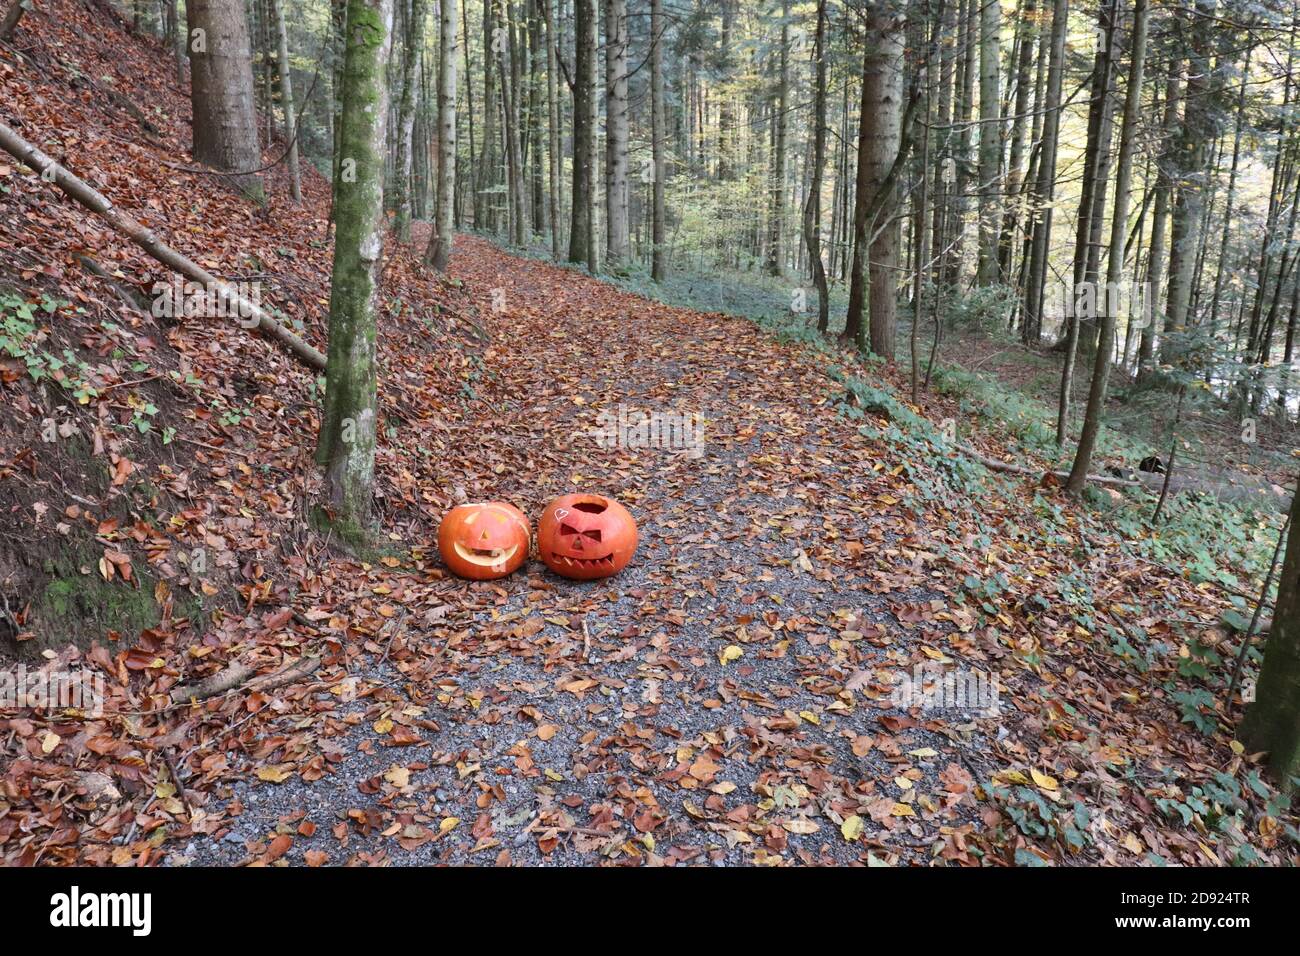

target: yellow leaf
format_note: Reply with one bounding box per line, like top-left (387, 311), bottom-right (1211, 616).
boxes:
top-left (891, 803), bottom-right (915, 817)
top-left (373, 716), bottom-right (394, 734)
top-left (895, 776), bottom-right (913, 790)
top-left (41, 731), bottom-right (60, 754)
top-left (841, 815), bottom-right (864, 842)
top-left (384, 766), bottom-right (411, 788)
top-left (439, 817), bottom-right (460, 835)
top-left (1031, 769), bottom-right (1059, 791)
top-left (257, 765), bottom-right (292, 783)
top-left (908, 747), bottom-right (939, 758)
top-left (783, 818), bottom-right (819, 834)
top-left (719, 644), bottom-right (743, 665)
top-left (1229, 739), bottom-right (1245, 755)
top-left (799, 710), bottom-right (820, 725)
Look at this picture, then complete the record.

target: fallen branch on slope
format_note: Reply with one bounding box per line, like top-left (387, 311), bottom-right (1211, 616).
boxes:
top-left (960, 445), bottom-right (1143, 490)
top-left (0, 120), bottom-right (327, 371)
top-left (169, 654), bottom-right (323, 705)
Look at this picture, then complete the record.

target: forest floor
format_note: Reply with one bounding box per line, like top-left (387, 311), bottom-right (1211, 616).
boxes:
top-left (2, 0), bottom-right (1298, 867)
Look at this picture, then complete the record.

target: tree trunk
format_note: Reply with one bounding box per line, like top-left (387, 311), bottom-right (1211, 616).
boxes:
top-left (1067, 0), bottom-right (1149, 494)
top-left (1021, 0), bottom-right (1066, 346)
top-left (568, 0), bottom-right (596, 267)
top-left (315, 0), bottom-right (397, 545)
top-left (1164, 0), bottom-right (1218, 342)
top-left (1242, 477), bottom-right (1300, 789)
top-left (425, 0), bottom-right (458, 270)
top-left (845, 6), bottom-right (903, 358)
top-left (0, 0), bottom-right (31, 40)
top-left (974, 0), bottom-right (1001, 287)
top-left (650, 0), bottom-right (667, 280)
top-left (392, 0), bottom-right (428, 239)
top-left (603, 0), bottom-right (629, 268)
top-left (1140, 58), bottom-right (1181, 378)
top-left (272, 0), bottom-right (302, 203)
top-left (803, 0), bottom-right (829, 331)
top-left (543, 0), bottom-right (562, 259)
top-left (767, 0), bottom-right (789, 278)
top-left (188, 0), bottom-right (264, 200)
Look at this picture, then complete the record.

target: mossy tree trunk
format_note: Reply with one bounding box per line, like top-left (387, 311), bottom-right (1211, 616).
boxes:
top-left (1243, 483), bottom-right (1300, 789)
top-left (314, 0), bottom-right (396, 546)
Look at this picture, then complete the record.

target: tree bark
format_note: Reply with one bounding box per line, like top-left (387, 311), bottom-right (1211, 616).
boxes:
top-left (568, 0), bottom-right (596, 267)
top-left (1242, 478), bottom-right (1300, 790)
top-left (392, 0), bottom-right (428, 239)
top-left (975, 0), bottom-right (1002, 287)
top-left (315, 0), bottom-right (397, 545)
top-left (272, 0), bottom-right (302, 203)
top-left (425, 0), bottom-right (458, 270)
top-left (0, 0), bottom-right (31, 40)
top-left (1021, 0), bottom-right (1067, 345)
top-left (767, 0), bottom-right (789, 277)
top-left (650, 0), bottom-right (667, 281)
top-left (1066, 0), bottom-right (1149, 495)
top-left (803, 0), bottom-right (829, 331)
top-left (188, 0), bottom-right (264, 200)
top-left (603, 0), bottom-right (629, 268)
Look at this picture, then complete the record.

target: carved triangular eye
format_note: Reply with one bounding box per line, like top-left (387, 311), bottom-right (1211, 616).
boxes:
top-left (583, 529), bottom-right (602, 541)
top-left (560, 523), bottom-right (579, 536)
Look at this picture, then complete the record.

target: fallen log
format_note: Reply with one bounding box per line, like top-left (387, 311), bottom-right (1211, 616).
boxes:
top-left (960, 445), bottom-right (1143, 490)
top-left (0, 120), bottom-right (327, 371)
top-left (169, 654), bottom-right (322, 704)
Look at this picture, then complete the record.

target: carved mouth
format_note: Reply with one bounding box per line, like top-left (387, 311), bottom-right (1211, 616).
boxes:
top-left (453, 542), bottom-right (519, 567)
top-left (552, 553), bottom-right (617, 572)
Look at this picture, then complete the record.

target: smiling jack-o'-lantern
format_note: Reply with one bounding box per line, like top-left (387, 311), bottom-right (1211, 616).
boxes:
top-left (438, 501), bottom-right (531, 580)
top-left (537, 494), bottom-right (637, 580)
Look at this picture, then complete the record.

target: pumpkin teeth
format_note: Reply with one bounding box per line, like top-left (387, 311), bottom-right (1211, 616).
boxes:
top-left (452, 542), bottom-right (518, 567)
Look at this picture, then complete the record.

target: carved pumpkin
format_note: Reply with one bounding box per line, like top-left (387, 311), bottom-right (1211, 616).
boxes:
top-left (438, 501), bottom-right (530, 580)
top-left (537, 494), bottom-right (638, 579)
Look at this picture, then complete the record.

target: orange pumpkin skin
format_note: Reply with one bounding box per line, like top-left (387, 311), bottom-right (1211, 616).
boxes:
top-left (438, 502), bottom-right (531, 580)
top-left (538, 494), bottom-right (638, 580)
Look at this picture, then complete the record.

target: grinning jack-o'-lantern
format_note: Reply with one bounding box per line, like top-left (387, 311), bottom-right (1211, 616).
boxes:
top-left (537, 494), bottom-right (637, 580)
top-left (438, 501), bottom-right (531, 580)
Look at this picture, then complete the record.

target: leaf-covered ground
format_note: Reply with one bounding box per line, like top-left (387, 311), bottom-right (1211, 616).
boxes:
top-left (1, 0), bottom-right (1296, 867)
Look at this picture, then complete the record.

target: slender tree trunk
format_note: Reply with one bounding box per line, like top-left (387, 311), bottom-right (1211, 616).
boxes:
top-left (650, 0), bottom-right (667, 280)
top-left (272, 0), bottom-right (302, 203)
top-left (767, 0), bottom-right (789, 277)
top-left (804, 0), bottom-right (829, 331)
top-left (975, 0), bottom-right (1002, 287)
top-left (543, 0), bottom-right (562, 259)
top-left (603, 0), bottom-right (629, 268)
top-left (1140, 58), bottom-right (1181, 378)
top-left (1067, 0), bottom-right (1148, 494)
top-left (568, 0), bottom-right (596, 265)
top-left (315, 0), bottom-right (397, 545)
top-left (392, 0), bottom-right (428, 238)
top-left (1056, 0), bottom-right (1116, 443)
top-left (1164, 0), bottom-right (1218, 342)
top-left (425, 0), bottom-right (459, 270)
top-left (1022, 0), bottom-right (1067, 345)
